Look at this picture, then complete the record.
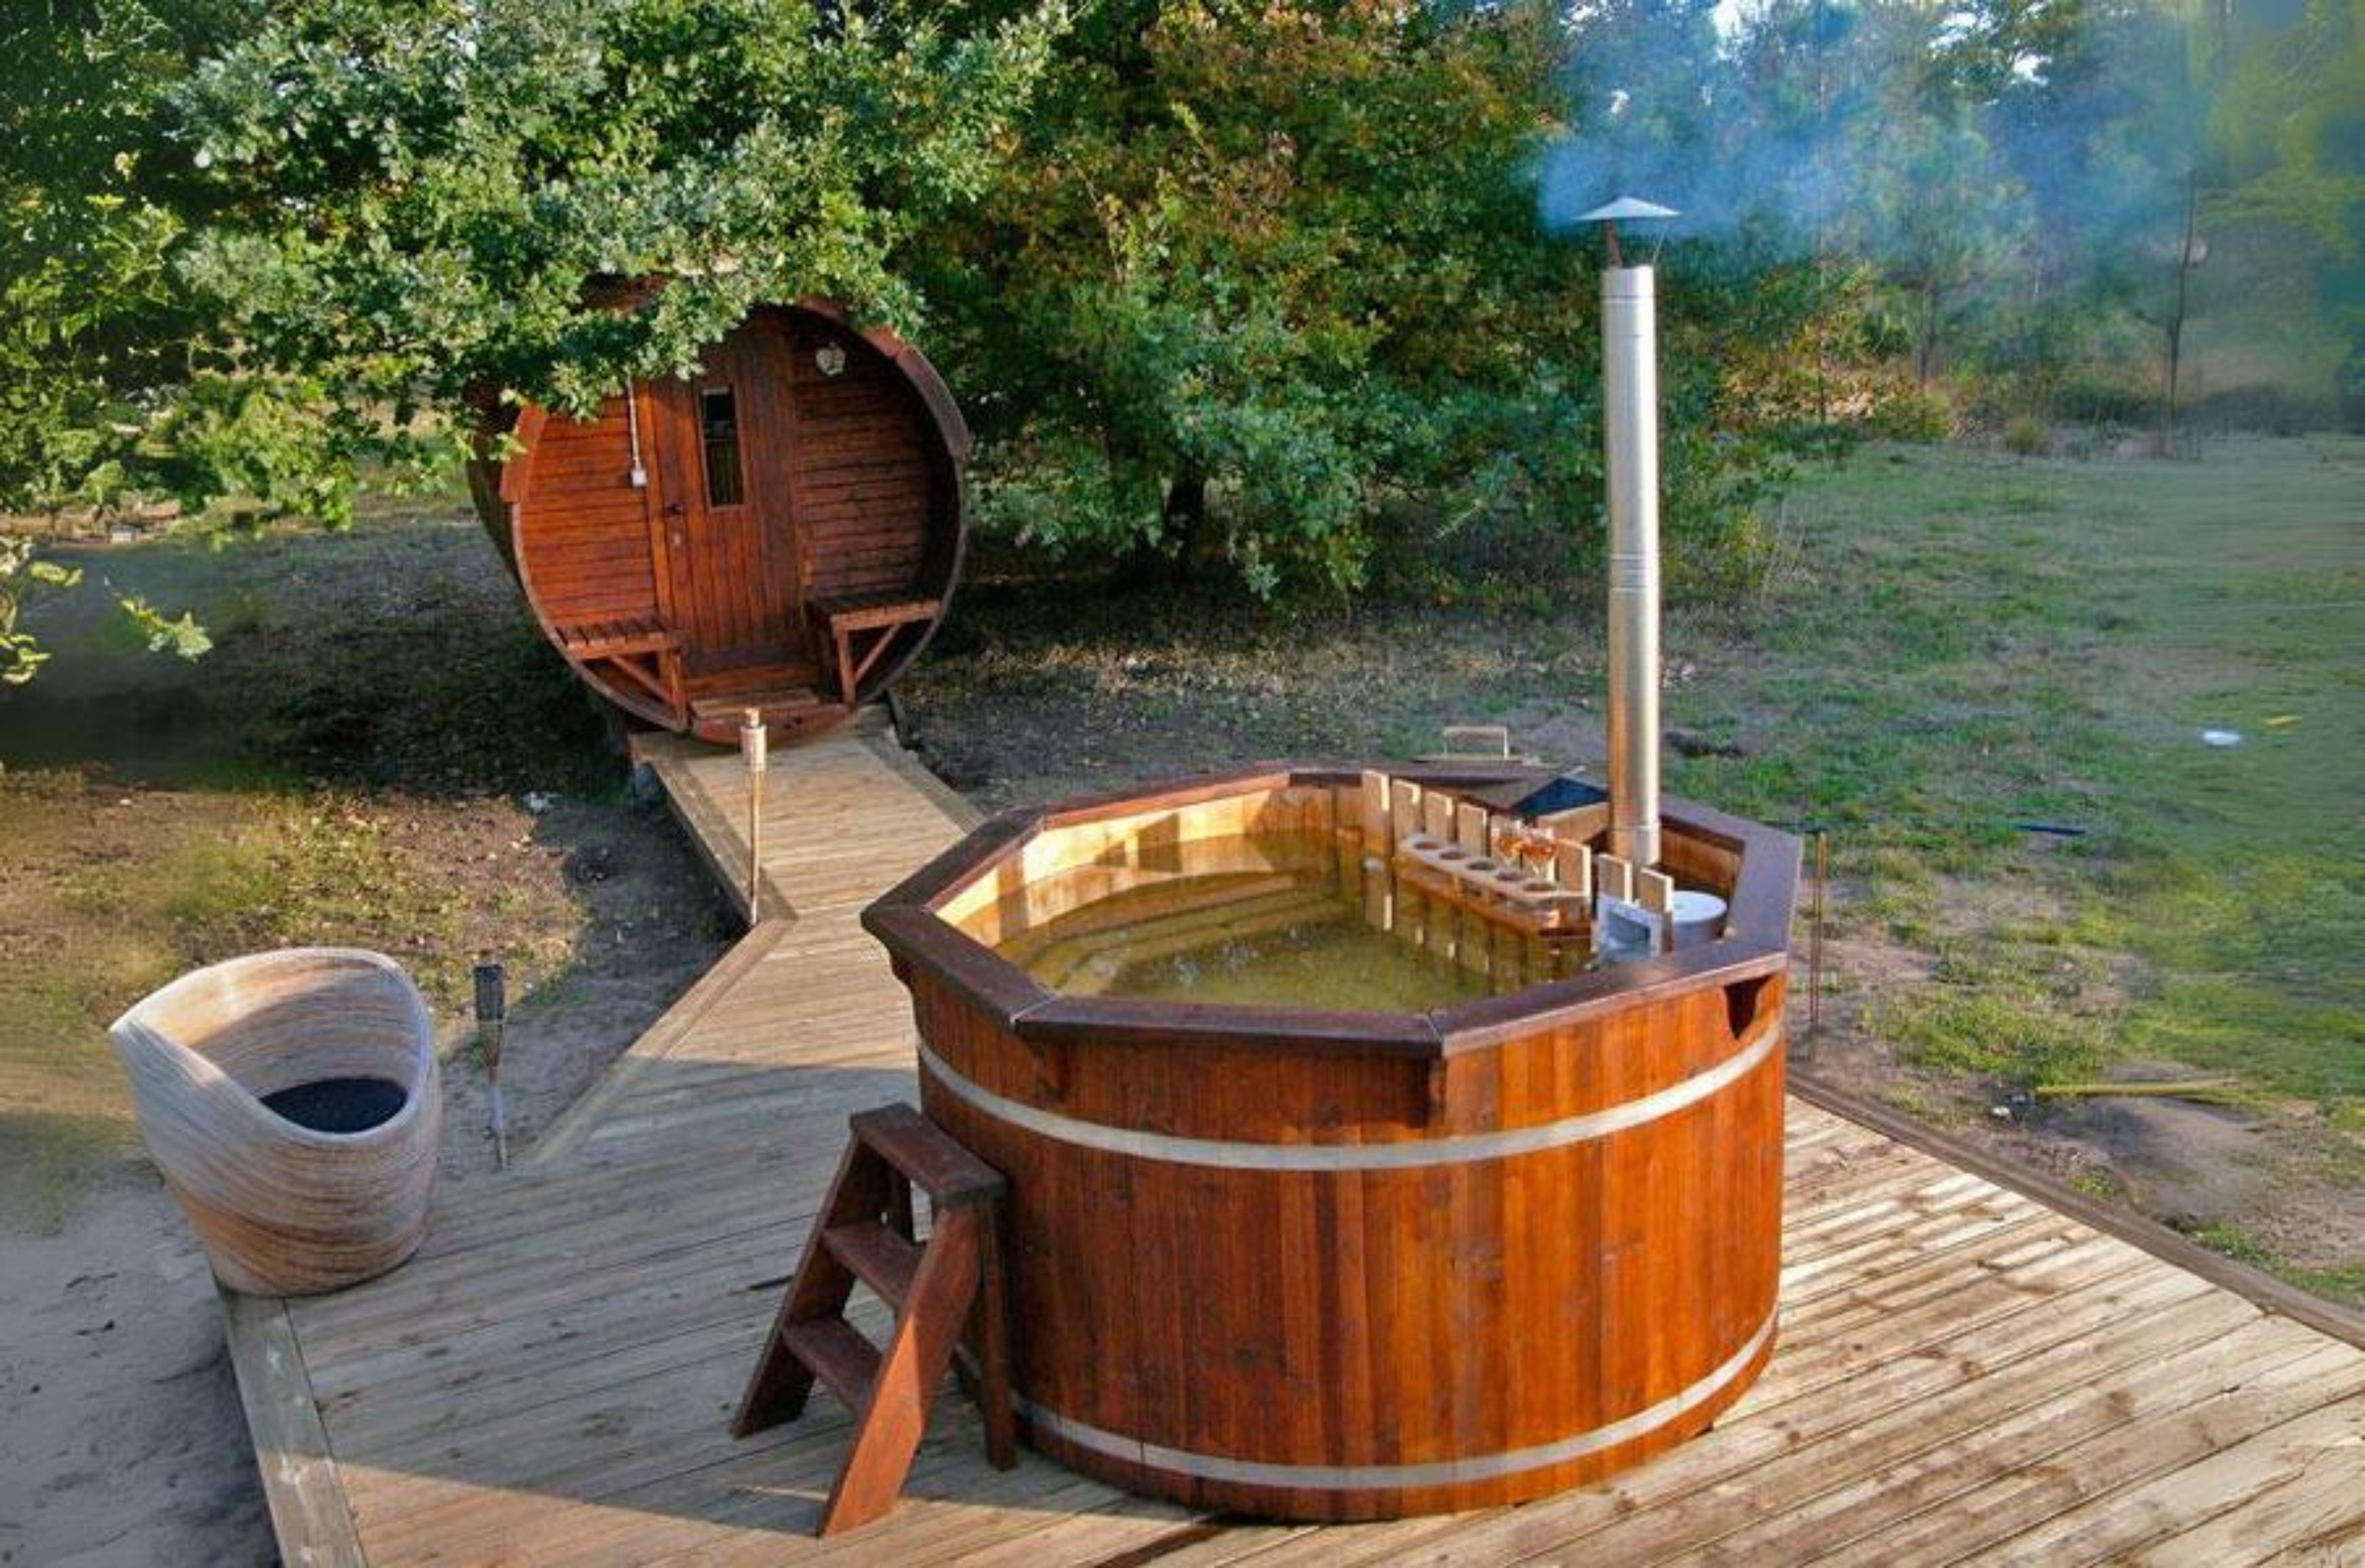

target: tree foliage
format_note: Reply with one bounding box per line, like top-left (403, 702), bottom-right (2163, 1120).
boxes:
top-left (175, 0), bottom-right (1066, 420)
top-left (926, 0), bottom-right (1599, 594)
top-left (2, 0), bottom-right (202, 514)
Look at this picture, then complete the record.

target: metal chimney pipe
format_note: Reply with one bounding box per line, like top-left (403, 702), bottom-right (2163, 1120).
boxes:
top-left (1602, 262), bottom-right (1662, 868)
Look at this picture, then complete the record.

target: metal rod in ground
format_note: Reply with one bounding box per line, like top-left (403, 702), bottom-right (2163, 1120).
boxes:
top-left (1808, 829), bottom-right (1828, 1043)
top-left (473, 960), bottom-right (509, 1171)
top-left (740, 708), bottom-right (768, 927)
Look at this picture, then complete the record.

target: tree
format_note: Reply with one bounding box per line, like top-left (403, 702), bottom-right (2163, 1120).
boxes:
top-left (1, 0), bottom-right (196, 515)
top-left (921, 0), bottom-right (1603, 596)
top-left (0, 1), bottom-right (252, 678)
top-left (1862, 114), bottom-right (2029, 388)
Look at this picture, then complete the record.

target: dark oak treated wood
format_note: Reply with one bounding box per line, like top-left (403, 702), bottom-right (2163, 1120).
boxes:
top-left (814, 589), bottom-right (944, 707)
top-left (478, 298), bottom-right (969, 744)
top-left (734, 1103), bottom-right (1016, 1535)
top-left (863, 765), bottom-right (1801, 1521)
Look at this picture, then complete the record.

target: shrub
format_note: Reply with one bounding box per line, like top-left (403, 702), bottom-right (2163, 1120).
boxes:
top-left (2001, 413), bottom-right (2050, 457)
top-left (1864, 384), bottom-right (1954, 443)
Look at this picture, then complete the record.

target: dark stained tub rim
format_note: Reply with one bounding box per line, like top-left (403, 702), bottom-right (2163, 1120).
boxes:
top-left (862, 762), bottom-right (1803, 1066)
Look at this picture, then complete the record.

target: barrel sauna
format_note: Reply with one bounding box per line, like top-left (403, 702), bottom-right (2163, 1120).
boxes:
top-left (863, 765), bottom-right (1801, 1521)
top-left (472, 298), bottom-right (969, 744)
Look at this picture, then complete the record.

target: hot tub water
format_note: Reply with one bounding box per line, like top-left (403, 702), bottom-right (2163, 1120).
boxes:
top-left (992, 830), bottom-right (1594, 1009)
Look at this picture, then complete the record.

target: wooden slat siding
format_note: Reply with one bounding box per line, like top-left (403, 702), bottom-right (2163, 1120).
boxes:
top-left (668, 367), bottom-right (726, 675)
top-left (516, 400), bottom-right (661, 627)
top-left (655, 327), bottom-right (809, 678)
top-left (219, 733), bottom-right (2365, 1566)
top-left (787, 313), bottom-right (936, 602)
top-left (681, 658), bottom-right (811, 689)
top-left (488, 300), bottom-right (967, 742)
top-left (733, 325), bottom-right (784, 660)
top-left (528, 500), bottom-right (661, 531)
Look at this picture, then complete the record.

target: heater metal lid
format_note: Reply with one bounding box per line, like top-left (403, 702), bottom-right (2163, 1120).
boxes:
top-left (1574, 197), bottom-right (1681, 224)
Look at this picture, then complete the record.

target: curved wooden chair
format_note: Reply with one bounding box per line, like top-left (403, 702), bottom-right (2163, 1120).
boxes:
top-left (110, 948), bottom-right (442, 1296)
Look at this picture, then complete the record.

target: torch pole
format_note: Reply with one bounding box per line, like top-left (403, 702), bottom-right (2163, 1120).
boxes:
top-left (740, 709), bottom-right (767, 927)
top-left (473, 961), bottom-right (508, 1170)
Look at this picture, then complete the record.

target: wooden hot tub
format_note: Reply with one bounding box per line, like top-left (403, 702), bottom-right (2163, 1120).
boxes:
top-left (863, 763), bottom-right (1800, 1521)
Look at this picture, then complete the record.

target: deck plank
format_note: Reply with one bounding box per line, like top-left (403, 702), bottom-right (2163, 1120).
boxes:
top-left (214, 729), bottom-right (2365, 1565)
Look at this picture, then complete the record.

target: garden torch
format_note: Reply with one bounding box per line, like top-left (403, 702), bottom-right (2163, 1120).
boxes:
top-left (472, 960), bottom-right (509, 1170)
top-left (741, 708), bottom-right (767, 925)
top-left (1576, 196), bottom-right (1678, 870)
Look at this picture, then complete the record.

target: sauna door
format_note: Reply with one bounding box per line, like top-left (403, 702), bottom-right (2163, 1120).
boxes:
top-left (650, 323), bottom-right (810, 683)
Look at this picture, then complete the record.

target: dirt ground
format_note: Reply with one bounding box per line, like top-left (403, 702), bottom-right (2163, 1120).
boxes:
top-left (0, 1166), bottom-right (268, 1567)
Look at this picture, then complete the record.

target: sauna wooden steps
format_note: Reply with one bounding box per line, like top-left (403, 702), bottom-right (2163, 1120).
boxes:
top-left (732, 1104), bottom-right (1014, 1536)
top-left (688, 685), bottom-right (851, 743)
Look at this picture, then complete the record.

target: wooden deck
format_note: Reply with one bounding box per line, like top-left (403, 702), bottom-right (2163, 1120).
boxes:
top-left (220, 726), bottom-right (2365, 1566)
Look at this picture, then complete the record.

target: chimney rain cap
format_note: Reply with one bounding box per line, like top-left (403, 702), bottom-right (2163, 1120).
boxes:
top-left (1575, 197), bottom-right (1681, 224)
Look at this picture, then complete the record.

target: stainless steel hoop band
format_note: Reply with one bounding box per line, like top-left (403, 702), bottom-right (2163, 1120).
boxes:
top-left (913, 1021), bottom-right (1778, 1173)
top-left (1016, 1308), bottom-right (1777, 1491)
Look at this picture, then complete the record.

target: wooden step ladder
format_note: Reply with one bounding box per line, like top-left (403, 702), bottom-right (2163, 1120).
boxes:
top-left (732, 1103), bottom-right (1016, 1535)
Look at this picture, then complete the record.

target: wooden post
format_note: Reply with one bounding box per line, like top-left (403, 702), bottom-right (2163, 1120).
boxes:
top-left (472, 961), bottom-right (508, 1171)
top-left (1595, 854), bottom-right (1635, 904)
top-left (1390, 780), bottom-right (1425, 845)
top-left (1359, 771), bottom-right (1393, 934)
top-left (1635, 867), bottom-right (1676, 914)
top-left (1553, 839), bottom-right (1593, 900)
top-left (1359, 769), bottom-right (1390, 846)
top-left (741, 709), bottom-right (768, 927)
top-left (1455, 801), bottom-right (1490, 856)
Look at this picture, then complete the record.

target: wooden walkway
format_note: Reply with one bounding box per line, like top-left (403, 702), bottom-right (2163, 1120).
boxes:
top-left (220, 725), bottom-right (2365, 1566)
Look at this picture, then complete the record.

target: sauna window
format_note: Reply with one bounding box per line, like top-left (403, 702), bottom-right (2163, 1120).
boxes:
top-left (699, 386), bottom-right (744, 508)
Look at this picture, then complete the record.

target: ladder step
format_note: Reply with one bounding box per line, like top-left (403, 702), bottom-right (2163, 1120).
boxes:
top-left (824, 1222), bottom-right (923, 1310)
top-left (730, 1104), bottom-right (1015, 1534)
top-left (779, 1318), bottom-right (882, 1413)
top-left (852, 1104), bottom-right (1005, 1207)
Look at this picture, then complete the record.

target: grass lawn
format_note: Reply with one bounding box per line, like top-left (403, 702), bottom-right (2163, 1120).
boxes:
top-left (902, 435), bottom-right (2364, 1302)
top-left (1694, 438), bottom-right (2359, 1107)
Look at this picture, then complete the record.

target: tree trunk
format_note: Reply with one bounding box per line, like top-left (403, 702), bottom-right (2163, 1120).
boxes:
top-left (2163, 172), bottom-right (2198, 439)
top-left (1164, 468), bottom-right (1219, 583)
top-left (1916, 279), bottom-right (1943, 388)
